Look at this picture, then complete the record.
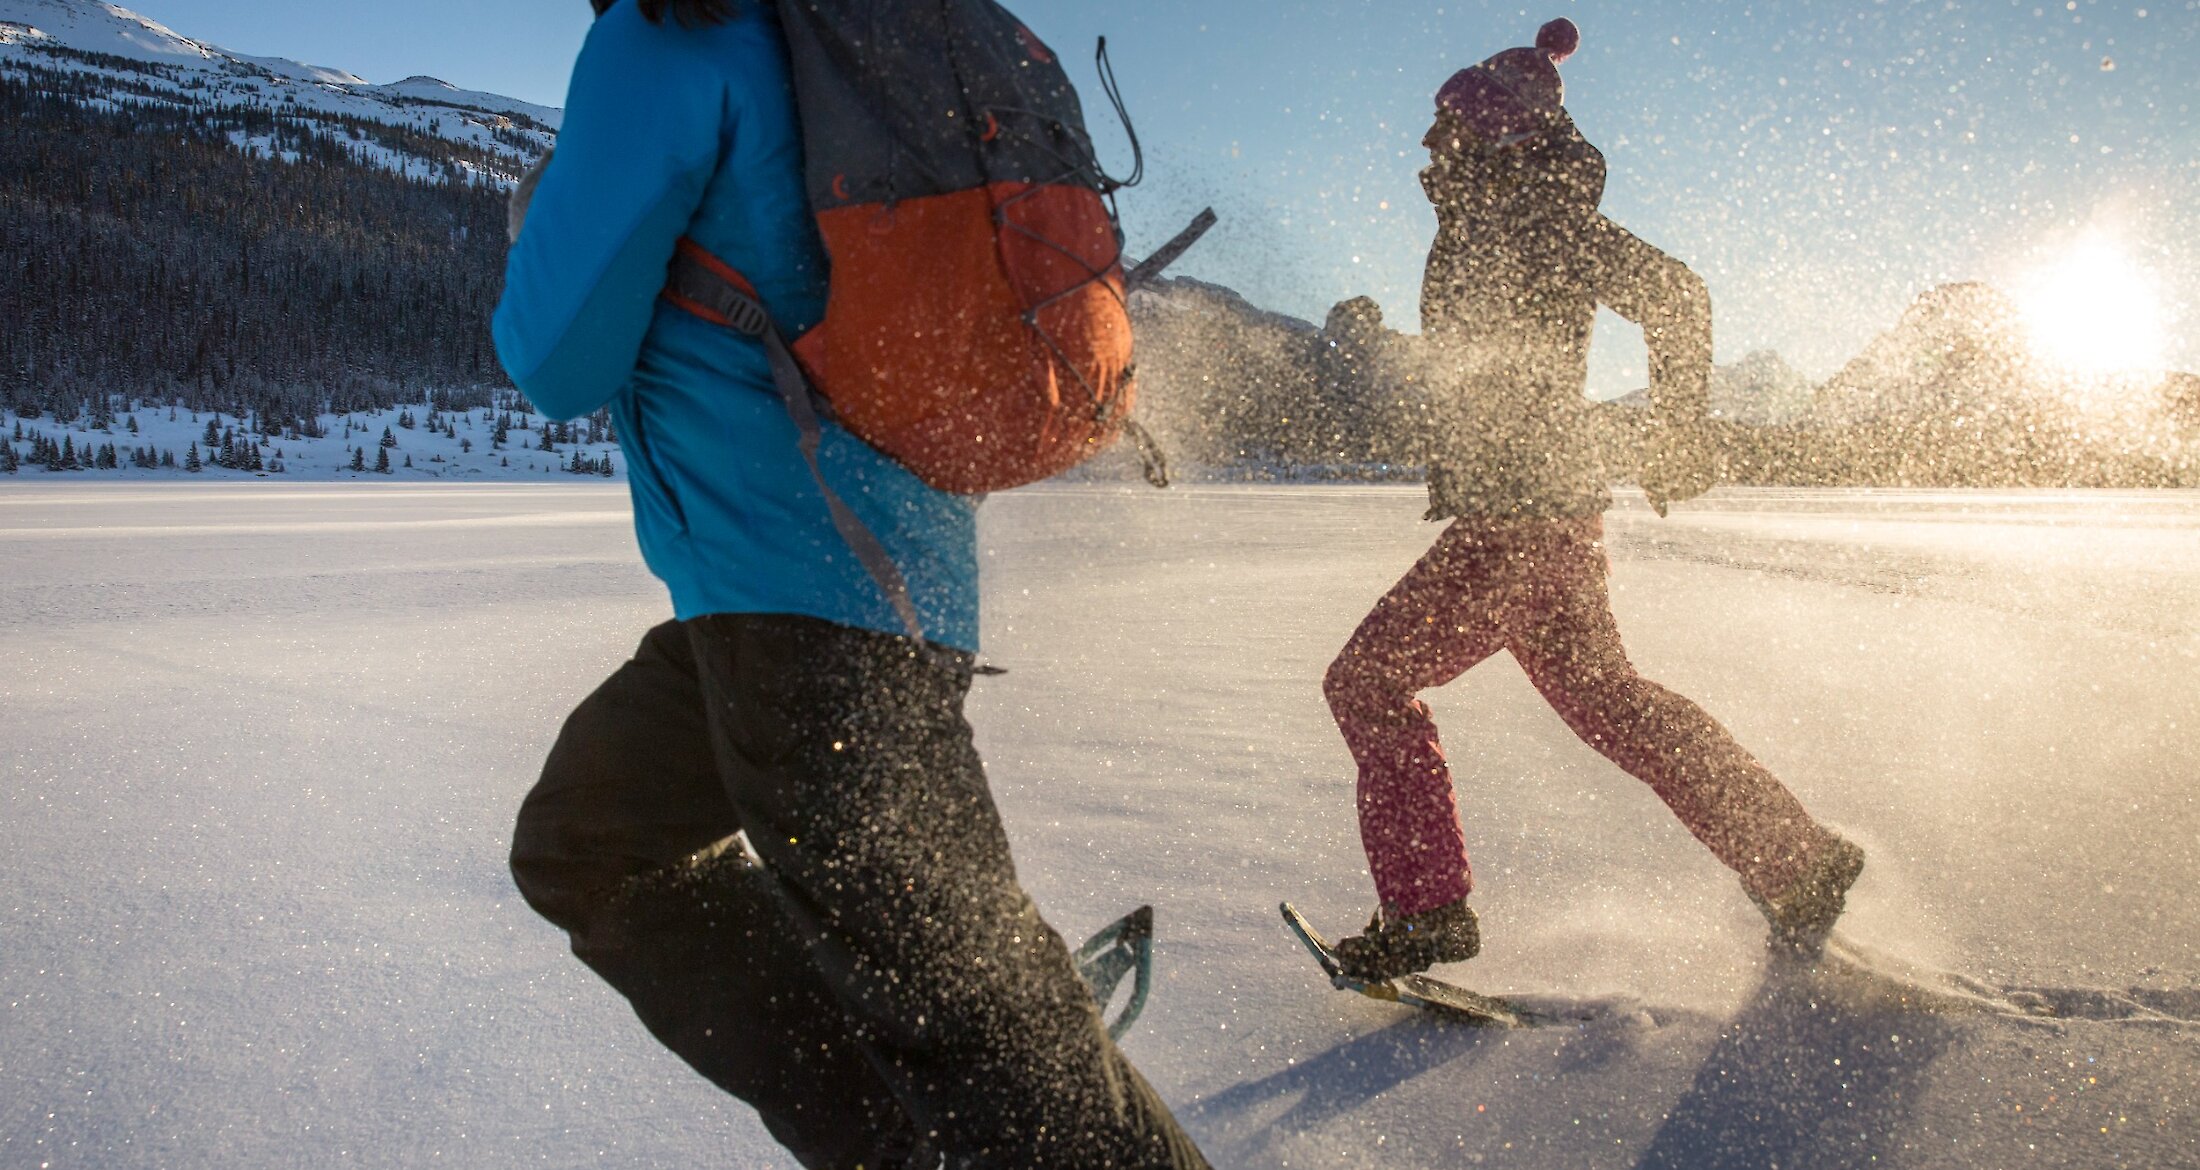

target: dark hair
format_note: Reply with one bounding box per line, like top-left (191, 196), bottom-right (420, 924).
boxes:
top-left (590, 0), bottom-right (736, 25)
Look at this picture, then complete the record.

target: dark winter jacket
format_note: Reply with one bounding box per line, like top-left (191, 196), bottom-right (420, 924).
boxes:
top-left (1416, 111), bottom-right (1712, 518)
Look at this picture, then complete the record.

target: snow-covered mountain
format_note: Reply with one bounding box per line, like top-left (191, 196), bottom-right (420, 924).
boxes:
top-left (0, 0), bottom-right (555, 186)
top-left (1810, 282), bottom-right (2041, 427)
top-left (1608, 350), bottom-right (1818, 426)
top-left (0, 0), bottom-right (551, 429)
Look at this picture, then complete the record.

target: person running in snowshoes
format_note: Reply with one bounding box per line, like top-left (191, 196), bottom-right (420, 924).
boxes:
top-left (1323, 18), bottom-right (1864, 982)
top-left (494, 3), bottom-right (1209, 1166)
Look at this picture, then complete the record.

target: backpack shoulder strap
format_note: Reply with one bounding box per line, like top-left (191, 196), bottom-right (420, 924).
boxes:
top-left (665, 239), bottom-right (929, 645)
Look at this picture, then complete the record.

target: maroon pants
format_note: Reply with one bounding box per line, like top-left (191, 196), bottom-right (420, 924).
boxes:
top-left (1324, 516), bottom-right (1831, 916)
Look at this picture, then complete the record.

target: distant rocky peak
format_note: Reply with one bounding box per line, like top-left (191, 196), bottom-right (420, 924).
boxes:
top-left (1813, 282), bottom-right (2041, 425)
top-left (1130, 275), bottom-right (1320, 337)
top-left (1899, 280), bottom-right (2022, 327)
top-left (1889, 281), bottom-right (2029, 353)
top-left (1605, 349), bottom-right (1817, 426)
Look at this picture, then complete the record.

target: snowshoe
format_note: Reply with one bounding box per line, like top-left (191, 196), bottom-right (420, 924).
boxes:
top-left (1280, 902), bottom-right (1538, 1027)
top-left (1074, 905), bottom-right (1155, 1041)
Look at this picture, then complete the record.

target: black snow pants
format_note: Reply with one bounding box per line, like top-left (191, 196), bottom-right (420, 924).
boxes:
top-left (510, 614), bottom-right (1209, 1170)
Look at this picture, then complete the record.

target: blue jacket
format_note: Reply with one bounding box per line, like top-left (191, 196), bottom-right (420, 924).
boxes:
top-left (493, 1), bottom-right (980, 651)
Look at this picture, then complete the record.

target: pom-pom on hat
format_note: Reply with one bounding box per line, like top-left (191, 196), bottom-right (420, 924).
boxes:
top-left (1536, 18), bottom-right (1581, 64)
top-left (1434, 19), bottom-right (1578, 149)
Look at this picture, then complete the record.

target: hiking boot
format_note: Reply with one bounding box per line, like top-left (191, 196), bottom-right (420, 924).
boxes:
top-left (1751, 833), bottom-right (1865, 954)
top-left (1334, 898), bottom-right (1481, 982)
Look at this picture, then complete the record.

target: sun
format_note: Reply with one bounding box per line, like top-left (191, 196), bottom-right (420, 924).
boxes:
top-left (2013, 232), bottom-right (2169, 379)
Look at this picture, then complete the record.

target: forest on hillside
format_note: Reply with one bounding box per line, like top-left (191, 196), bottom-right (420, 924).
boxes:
top-left (0, 63), bottom-right (516, 427)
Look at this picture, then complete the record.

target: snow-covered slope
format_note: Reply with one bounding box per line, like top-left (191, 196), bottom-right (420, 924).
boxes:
top-left (0, 0), bottom-right (556, 186)
top-left (0, 0), bottom-right (217, 64)
top-left (373, 72), bottom-right (560, 130)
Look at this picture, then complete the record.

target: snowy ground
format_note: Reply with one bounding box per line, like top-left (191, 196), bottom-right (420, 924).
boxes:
top-left (2, 482), bottom-right (2195, 1169)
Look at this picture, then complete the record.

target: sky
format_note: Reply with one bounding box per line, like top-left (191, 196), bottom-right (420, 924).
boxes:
top-left (138, 0), bottom-right (2199, 394)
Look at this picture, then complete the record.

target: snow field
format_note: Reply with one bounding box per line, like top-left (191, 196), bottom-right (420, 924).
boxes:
top-left (2, 483), bottom-right (2195, 1168)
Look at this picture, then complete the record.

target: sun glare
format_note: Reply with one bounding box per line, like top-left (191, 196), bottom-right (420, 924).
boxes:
top-left (2014, 233), bottom-right (2169, 379)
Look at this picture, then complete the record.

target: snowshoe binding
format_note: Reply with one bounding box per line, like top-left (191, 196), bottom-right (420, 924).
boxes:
top-left (1332, 897), bottom-right (1481, 982)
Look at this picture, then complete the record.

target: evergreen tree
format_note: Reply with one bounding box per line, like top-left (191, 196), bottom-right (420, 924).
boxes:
top-left (350, 447), bottom-right (366, 472)
top-left (402, 453), bottom-right (412, 468)
top-left (203, 417), bottom-right (221, 445)
top-left (600, 454), bottom-right (615, 478)
top-left (127, 415), bottom-right (139, 434)
top-left (162, 449), bottom-right (176, 468)
top-left (59, 435), bottom-right (76, 469)
top-left (380, 426), bottom-right (398, 448)
top-left (1, 443), bottom-right (16, 474)
top-left (374, 445), bottom-right (391, 474)
top-left (184, 442), bottom-right (202, 472)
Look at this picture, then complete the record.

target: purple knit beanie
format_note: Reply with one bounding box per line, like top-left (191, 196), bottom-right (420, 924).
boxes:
top-left (1434, 18), bottom-right (1580, 147)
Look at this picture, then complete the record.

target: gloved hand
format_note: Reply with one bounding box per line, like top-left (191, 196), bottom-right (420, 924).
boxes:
top-left (1640, 422), bottom-right (1718, 517)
